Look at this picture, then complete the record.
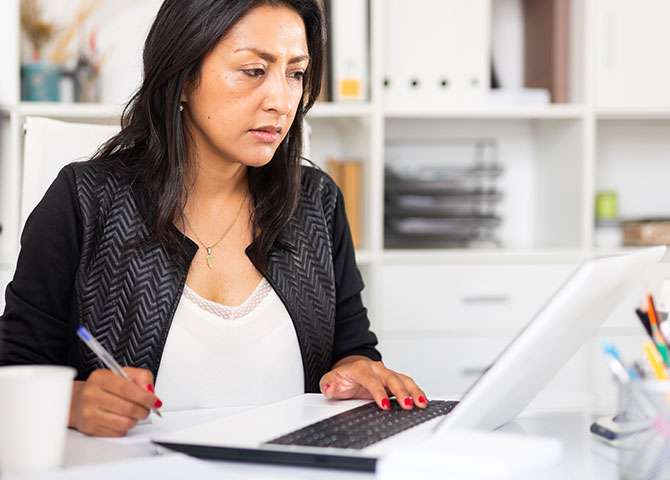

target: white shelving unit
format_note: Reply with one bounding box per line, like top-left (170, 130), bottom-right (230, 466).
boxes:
top-left (1, 0), bottom-right (669, 411)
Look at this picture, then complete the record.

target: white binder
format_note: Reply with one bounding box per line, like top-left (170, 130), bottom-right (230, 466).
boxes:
top-left (329, 0), bottom-right (369, 101)
top-left (383, 0), bottom-right (491, 108)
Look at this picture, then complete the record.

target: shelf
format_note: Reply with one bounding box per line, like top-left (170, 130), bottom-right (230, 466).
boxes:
top-left (0, 253), bottom-right (16, 270)
top-left (381, 248), bottom-right (585, 265)
top-left (0, 104), bottom-right (14, 116)
top-left (308, 102), bottom-right (373, 118)
top-left (596, 107), bottom-right (670, 120)
top-left (383, 104), bottom-right (586, 120)
top-left (17, 102), bottom-right (123, 122)
top-left (354, 249), bottom-right (374, 265)
top-left (591, 246), bottom-right (670, 263)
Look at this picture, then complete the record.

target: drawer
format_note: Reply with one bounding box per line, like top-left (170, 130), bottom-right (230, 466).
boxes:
top-left (378, 335), bottom-right (512, 398)
top-left (379, 333), bottom-right (596, 411)
top-left (379, 264), bottom-right (575, 332)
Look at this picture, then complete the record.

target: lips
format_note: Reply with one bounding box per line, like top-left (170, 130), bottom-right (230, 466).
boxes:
top-left (249, 125), bottom-right (282, 143)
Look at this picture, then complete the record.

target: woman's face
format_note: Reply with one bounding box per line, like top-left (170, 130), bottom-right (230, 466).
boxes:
top-left (182, 4), bottom-right (309, 170)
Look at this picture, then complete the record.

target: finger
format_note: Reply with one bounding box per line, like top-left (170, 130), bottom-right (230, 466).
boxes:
top-left (90, 406), bottom-right (138, 436)
top-left (382, 373), bottom-right (414, 410)
top-left (123, 367), bottom-right (155, 392)
top-left (319, 373), bottom-right (335, 399)
top-left (318, 371), bottom-right (363, 399)
top-left (76, 392), bottom-right (138, 437)
top-left (353, 370), bottom-right (392, 410)
top-left (399, 374), bottom-right (428, 408)
top-left (98, 389), bottom-right (151, 420)
top-left (94, 370), bottom-right (160, 411)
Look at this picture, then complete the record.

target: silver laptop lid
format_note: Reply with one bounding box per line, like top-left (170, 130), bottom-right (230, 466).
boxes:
top-left (439, 246), bottom-right (666, 432)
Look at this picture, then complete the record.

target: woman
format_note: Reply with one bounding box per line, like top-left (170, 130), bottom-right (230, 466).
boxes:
top-left (0, 0), bottom-right (426, 437)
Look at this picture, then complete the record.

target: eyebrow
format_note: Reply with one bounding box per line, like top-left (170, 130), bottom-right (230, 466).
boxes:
top-left (235, 47), bottom-right (310, 65)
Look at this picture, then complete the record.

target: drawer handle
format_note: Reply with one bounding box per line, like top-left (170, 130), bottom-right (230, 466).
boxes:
top-left (461, 366), bottom-right (490, 376)
top-left (461, 294), bottom-right (510, 304)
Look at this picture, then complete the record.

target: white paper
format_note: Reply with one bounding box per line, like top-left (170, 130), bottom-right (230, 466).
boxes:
top-left (376, 428), bottom-right (563, 480)
top-left (4, 453), bottom-right (229, 480)
top-left (104, 406), bottom-right (254, 445)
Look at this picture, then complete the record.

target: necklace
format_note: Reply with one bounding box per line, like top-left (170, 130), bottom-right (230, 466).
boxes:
top-left (184, 189), bottom-right (249, 270)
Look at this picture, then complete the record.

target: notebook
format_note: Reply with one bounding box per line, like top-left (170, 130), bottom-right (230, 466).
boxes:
top-left (153, 246), bottom-right (666, 472)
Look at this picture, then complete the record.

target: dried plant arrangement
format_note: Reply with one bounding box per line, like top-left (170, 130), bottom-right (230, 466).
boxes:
top-left (50, 0), bottom-right (101, 64)
top-left (20, 0), bottom-right (58, 60)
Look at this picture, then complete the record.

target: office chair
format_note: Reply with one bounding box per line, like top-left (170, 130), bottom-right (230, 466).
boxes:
top-left (21, 116), bottom-right (119, 228)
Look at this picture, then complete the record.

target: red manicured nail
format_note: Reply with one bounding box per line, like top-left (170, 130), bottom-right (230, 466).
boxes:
top-left (381, 398), bottom-right (391, 409)
top-left (146, 384), bottom-right (155, 393)
top-left (418, 396), bottom-right (427, 404)
top-left (154, 399), bottom-right (163, 409)
top-left (404, 398), bottom-right (413, 407)
top-left (323, 384), bottom-right (330, 393)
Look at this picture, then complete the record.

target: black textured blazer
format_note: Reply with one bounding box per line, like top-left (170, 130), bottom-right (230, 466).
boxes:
top-left (0, 162), bottom-right (380, 392)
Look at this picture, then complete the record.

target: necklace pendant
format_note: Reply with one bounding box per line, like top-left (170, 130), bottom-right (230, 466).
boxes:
top-left (206, 247), bottom-right (214, 270)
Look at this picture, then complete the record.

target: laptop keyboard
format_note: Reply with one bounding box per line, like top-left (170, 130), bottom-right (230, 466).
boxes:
top-left (265, 399), bottom-right (458, 450)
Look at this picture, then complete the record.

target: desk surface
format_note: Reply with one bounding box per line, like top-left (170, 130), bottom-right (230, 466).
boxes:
top-left (10, 406), bottom-right (619, 479)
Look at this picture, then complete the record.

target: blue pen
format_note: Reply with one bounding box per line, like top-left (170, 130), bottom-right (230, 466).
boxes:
top-left (77, 326), bottom-right (162, 417)
top-left (601, 337), bottom-right (640, 381)
top-left (600, 337), bottom-right (669, 438)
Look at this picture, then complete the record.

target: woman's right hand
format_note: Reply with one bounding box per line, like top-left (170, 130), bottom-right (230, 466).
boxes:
top-left (68, 367), bottom-right (162, 437)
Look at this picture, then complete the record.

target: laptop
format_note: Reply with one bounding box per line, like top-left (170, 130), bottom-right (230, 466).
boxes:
top-left (153, 246), bottom-right (666, 472)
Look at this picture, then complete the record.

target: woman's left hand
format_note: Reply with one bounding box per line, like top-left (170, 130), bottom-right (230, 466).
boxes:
top-left (319, 356), bottom-right (428, 410)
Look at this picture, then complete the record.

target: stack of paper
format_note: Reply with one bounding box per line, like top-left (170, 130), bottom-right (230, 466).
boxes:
top-left (384, 139), bottom-right (503, 248)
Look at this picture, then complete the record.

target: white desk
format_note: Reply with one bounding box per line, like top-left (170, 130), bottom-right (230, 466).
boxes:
top-left (9, 407), bottom-right (620, 479)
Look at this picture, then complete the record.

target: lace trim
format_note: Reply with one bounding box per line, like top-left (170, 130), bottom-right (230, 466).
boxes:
top-left (183, 278), bottom-right (272, 321)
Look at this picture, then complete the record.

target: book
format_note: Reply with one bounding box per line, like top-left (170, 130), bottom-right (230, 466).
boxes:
top-left (523, 0), bottom-right (570, 103)
top-left (327, 158), bottom-right (362, 248)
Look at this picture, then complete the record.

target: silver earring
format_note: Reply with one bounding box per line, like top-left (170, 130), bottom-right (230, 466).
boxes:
top-left (179, 104), bottom-right (184, 112)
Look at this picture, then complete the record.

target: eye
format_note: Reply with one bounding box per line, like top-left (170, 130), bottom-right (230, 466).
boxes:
top-left (243, 68), bottom-right (265, 78)
top-left (290, 71), bottom-right (305, 81)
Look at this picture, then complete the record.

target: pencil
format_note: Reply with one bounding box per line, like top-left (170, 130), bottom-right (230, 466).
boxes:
top-left (647, 292), bottom-right (670, 366)
top-left (636, 307), bottom-right (652, 337)
top-left (642, 340), bottom-right (668, 380)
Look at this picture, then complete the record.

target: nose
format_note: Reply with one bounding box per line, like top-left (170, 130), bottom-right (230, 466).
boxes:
top-left (262, 71), bottom-right (292, 116)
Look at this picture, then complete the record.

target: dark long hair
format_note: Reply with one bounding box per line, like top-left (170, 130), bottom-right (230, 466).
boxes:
top-left (90, 0), bottom-right (325, 272)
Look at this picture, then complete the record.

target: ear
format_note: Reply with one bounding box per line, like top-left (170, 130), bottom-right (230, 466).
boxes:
top-left (180, 83), bottom-right (190, 103)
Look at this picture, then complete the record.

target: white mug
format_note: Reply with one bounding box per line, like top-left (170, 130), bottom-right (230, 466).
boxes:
top-left (0, 365), bottom-right (76, 475)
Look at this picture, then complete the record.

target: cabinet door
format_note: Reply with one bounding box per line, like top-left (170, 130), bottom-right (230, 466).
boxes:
top-left (379, 263), bottom-right (576, 332)
top-left (595, 0), bottom-right (670, 107)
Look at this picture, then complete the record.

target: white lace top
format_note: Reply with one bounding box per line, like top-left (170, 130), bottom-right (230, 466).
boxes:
top-left (154, 278), bottom-right (304, 411)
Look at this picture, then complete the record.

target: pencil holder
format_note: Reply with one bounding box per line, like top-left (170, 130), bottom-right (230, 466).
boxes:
top-left (618, 380), bottom-right (670, 480)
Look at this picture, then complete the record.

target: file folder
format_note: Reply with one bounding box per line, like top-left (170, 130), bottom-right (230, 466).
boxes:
top-left (383, 0), bottom-right (490, 107)
top-left (328, 0), bottom-right (369, 101)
